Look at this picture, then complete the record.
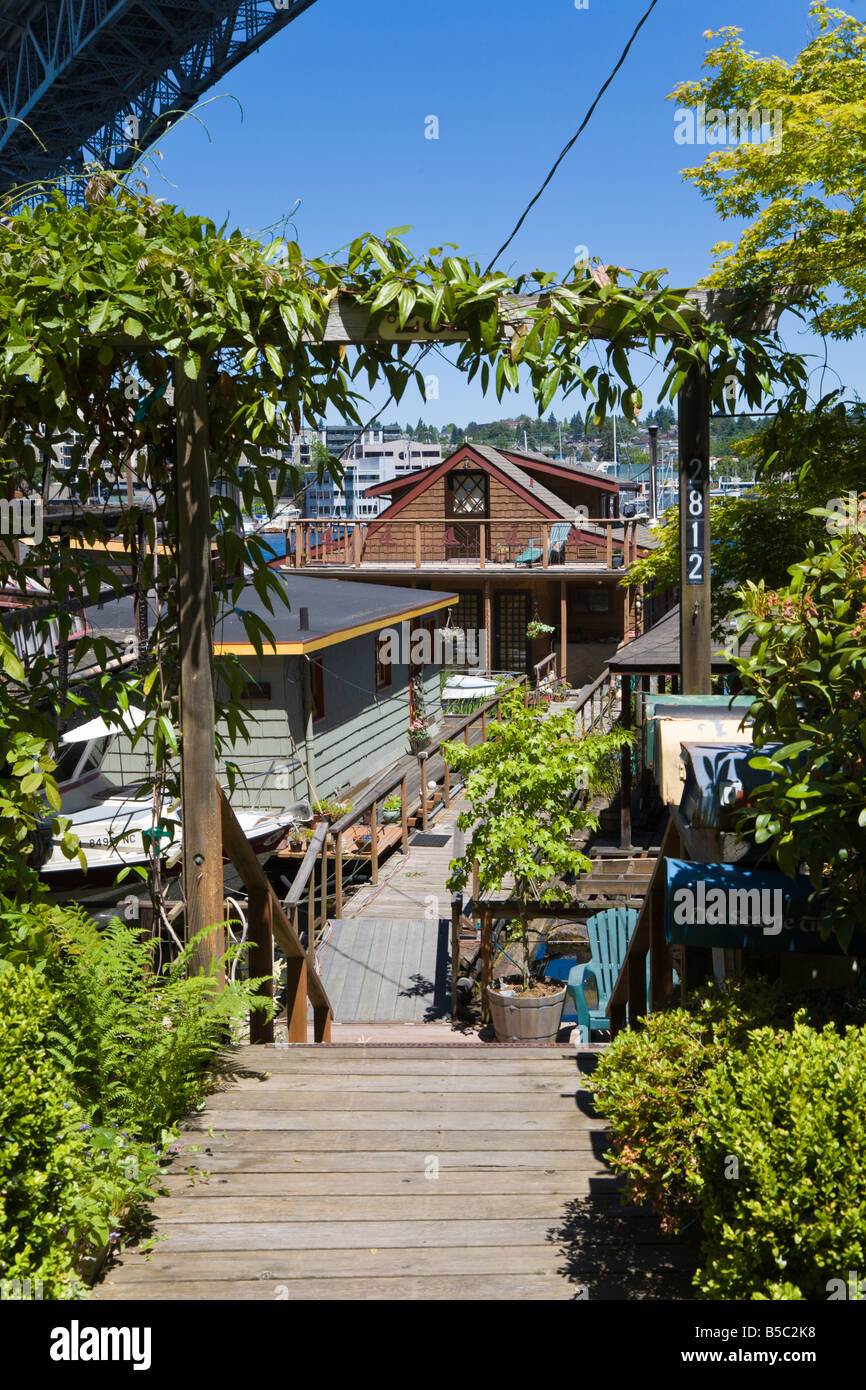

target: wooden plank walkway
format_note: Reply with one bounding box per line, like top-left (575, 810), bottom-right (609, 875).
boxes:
top-left (93, 1044), bottom-right (696, 1301)
top-left (318, 917), bottom-right (451, 1022)
top-left (339, 803), bottom-right (462, 920)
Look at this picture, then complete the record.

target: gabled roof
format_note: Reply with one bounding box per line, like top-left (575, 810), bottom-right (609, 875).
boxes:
top-left (495, 449), bottom-right (620, 493)
top-left (362, 442), bottom-right (613, 522)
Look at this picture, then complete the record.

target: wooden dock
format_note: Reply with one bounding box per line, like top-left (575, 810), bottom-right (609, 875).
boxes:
top-left (94, 1043), bottom-right (695, 1301)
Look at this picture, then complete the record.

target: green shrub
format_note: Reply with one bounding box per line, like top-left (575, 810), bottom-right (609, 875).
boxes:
top-left (692, 1022), bottom-right (866, 1300)
top-left (0, 965), bottom-right (157, 1299)
top-left (592, 980), bottom-right (805, 1227)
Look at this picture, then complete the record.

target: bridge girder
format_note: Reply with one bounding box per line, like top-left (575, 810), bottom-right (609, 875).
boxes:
top-left (0, 0), bottom-right (318, 198)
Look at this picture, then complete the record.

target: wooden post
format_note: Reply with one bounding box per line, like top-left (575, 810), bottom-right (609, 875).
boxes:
top-left (451, 897), bottom-right (462, 1021)
top-left (678, 361), bottom-right (712, 695)
top-left (175, 356), bottom-right (224, 979)
top-left (420, 754), bottom-right (428, 832)
top-left (479, 524), bottom-right (486, 569)
top-left (400, 773), bottom-right (409, 853)
top-left (481, 708), bottom-right (487, 741)
top-left (542, 524), bottom-right (549, 568)
top-left (620, 673), bottom-right (633, 850)
top-left (480, 904), bottom-right (492, 1025)
top-left (648, 881), bottom-right (673, 1010)
top-left (312, 1000), bottom-right (332, 1043)
top-left (559, 579), bottom-right (567, 680)
top-left (640, 673), bottom-right (652, 811)
top-left (334, 831), bottom-right (343, 918)
top-left (370, 801), bottom-right (379, 885)
top-left (605, 522), bottom-right (612, 569)
top-left (247, 885), bottom-right (275, 1044)
top-left (286, 950), bottom-right (308, 1044)
top-left (353, 523), bottom-right (361, 567)
top-left (307, 860), bottom-right (315, 951)
top-left (628, 951), bottom-right (646, 1030)
top-left (483, 579), bottom-right (492, 671)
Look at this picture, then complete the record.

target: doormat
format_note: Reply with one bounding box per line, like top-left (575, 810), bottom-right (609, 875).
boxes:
top-left (410, 832), bottom-right (452, 847)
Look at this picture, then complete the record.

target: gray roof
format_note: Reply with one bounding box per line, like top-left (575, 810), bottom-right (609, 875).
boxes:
top-left (88, 575), bottom-right (456, 653)
top-left (607, 605), bottom-right (753, 672)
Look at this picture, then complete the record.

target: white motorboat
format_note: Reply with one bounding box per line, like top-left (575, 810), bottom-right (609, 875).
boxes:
top-left (39, 708), bottom-right (310, 902)
top-left (441, 674), bottom-right (499, 704)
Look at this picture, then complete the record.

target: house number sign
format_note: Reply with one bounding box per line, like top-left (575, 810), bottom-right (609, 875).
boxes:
top-left (684, 455), bottom-right (708, 585)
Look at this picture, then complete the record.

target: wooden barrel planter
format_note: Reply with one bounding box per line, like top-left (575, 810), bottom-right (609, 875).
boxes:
top-left (486, 985), bottom-right (567, 1043)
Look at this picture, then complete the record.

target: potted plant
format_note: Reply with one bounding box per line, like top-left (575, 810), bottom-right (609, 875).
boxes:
top-left (408, 714), bottom-right (430, 751)
top-left (443, 690), bottom-right (633, 1043)
top-left (382, 794), bottom-right (402, 823)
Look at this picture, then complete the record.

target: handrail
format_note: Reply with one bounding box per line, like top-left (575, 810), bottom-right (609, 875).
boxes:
top-left (606, 816), bottom-right (680, 1036)
top-left (217, 788), bottom-right (332, 1044)
top-left (284, 517), bottom-right (639, 572)
top-left (325, 675), bottom-right (529, 913)
top-left (285, 515), bottom-right (626, 528)
top-left (283, 821), bottom-right (329, 904)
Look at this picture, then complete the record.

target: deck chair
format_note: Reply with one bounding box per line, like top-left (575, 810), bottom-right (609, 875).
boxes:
top-left (548, 522), bottom-right (572, 564)
top-left (566, 907), bottom-right (639, 1045)
top-left (514, 537), bottom-right (541, 566)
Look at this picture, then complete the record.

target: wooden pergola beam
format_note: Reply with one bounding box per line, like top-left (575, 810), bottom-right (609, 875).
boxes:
top-left (115, 283), bottom-right (806, 969)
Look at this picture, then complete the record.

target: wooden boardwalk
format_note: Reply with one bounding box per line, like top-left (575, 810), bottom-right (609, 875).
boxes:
top-left (94, 1044), bottom-right (695, 1301)
top-left (318, 918), bottom-right (451, 1022)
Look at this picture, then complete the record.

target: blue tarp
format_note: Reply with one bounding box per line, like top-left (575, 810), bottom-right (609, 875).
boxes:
top-left (664, 858), bottom-right (864, 953)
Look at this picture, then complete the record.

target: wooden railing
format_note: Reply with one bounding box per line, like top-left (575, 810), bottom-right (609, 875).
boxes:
top-left (606, 817), bottom-right (680, 1036)
top-left (532, 651), bottom-right (557, 704)
top-left (219, 787), bottom-right (333, 1045)
top-left (328, 675), bottom-right (529, 908)
top-left (575, 666), bottom-right (621, 734)
top-left (275, 517), bottom-right (641, 572)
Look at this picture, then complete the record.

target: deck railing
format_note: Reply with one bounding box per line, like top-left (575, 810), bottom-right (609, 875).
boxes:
top-left (606, 817), bottom-right (680, 1036)
top-left (328, 675), bottom-right (529, 909)
top-left (270, 517), bottom-right (640, 571)
top-left (218, 788), bottom-right (333, 1045)
top-left (575, 666), bottom-right (621, 734)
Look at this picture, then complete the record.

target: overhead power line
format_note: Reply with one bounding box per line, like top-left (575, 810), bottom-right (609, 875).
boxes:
top-left (485, 0), bottom-right (663, 272)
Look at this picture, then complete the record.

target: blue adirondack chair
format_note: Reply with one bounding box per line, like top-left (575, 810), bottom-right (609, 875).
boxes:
top-left (548, 521), bottom-right (572, 563)
top-left (567, 907), bottom-right (639, 1045)
top-left (515, 522), bottom-right (573, 567)
top-left (514, 537), bottom-right (542, 566)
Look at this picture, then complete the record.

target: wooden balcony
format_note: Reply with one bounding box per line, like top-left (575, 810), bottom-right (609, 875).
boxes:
top-left (264, 516), bottom-right (643, 574)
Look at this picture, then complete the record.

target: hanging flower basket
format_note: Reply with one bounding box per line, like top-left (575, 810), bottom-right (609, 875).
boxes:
top-left (409, 718), bottom-right (430, 752)
top-left (526, 620), bottom-right (555, 640)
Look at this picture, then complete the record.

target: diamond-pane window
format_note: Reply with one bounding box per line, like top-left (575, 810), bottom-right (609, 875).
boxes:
top-left (448, 471), bottom-right (488, 516)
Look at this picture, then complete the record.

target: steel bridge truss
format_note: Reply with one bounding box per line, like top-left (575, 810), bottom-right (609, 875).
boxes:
top-left (0, 0), bottom-right (318, 198)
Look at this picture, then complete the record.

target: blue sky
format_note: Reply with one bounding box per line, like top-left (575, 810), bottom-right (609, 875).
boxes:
top-left (146, 0), bottom-right (862, 428)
